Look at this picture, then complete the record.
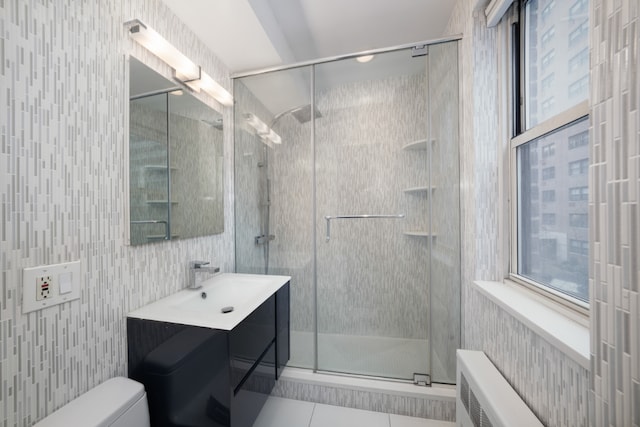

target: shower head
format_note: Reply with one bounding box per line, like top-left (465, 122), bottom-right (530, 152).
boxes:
top-left (270, 104), bottom-right (322, 127)
top-left (290, 104), bottom-right (322, 124)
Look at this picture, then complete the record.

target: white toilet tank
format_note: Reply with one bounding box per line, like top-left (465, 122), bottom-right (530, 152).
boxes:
top-left (33, 377), bottom-right (150, 427)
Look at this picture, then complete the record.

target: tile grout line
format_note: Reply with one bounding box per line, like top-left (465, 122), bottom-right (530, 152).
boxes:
top-left (307, 402), bottom-right (317, 427)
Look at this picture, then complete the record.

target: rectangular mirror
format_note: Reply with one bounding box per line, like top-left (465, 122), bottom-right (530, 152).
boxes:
top-left (129, 56), bottom-right (224, 245)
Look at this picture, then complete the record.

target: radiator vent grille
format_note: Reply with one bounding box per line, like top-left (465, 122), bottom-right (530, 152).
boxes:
top-left (461, 372), bottom-right (470, 411)
top-left (461, 373), bottom-right (494, 427)
top-left (457, 350), bottom-right (543, 427)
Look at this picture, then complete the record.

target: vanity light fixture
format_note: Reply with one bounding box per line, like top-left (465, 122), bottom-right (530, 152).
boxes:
top-left (126, 19), bottom-right (233, 106)
top-left (244, 113), bottom-right (282, 145)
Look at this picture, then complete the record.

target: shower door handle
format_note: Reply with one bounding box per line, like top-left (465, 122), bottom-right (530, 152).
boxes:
top-left (324, 214), bottom-right (405, 242)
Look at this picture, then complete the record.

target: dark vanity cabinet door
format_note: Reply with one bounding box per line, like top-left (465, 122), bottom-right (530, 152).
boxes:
top-left (276, 282), bottom-right (290, 378)
top-left (229, 295), bottom-right (276, 393)
top-left (126, 281), bottom-right (290, 427)
top-left (127, 320), bottom-right (231, 427)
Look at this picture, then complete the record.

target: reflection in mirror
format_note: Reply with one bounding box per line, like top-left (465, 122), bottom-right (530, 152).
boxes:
top-left (129, 57), bottom-right (224, 245)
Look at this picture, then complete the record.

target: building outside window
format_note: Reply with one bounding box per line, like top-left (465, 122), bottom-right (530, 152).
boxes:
top-left (542, 166), bottom-right (556, 180)
top-left (511, 0), bottom-right (590, 306)
top-left (542, 143), bottom-right (555, 158)
top-left (568, 130), bottom-right (589, 149)
top-left (569, 213), bottom-right (588, 227)
top-left (569, 158), bottom-right (589, 175)
top-left (542, 213), bottom-right (556, 225)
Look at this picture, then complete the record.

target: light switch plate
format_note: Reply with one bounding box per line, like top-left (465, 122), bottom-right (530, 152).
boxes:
top-left (23, 261), bottom-right (81, 314)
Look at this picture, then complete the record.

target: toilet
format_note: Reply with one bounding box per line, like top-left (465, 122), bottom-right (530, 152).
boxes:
top-left (33, 377), bottom-right (150, 427)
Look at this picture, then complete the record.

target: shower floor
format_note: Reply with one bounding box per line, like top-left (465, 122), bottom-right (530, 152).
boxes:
top-left (289, 331), bottom-right (446, 381)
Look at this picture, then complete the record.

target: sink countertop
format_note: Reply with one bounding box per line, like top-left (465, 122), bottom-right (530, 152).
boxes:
top-left (127, 273), bottom-right (291, 330)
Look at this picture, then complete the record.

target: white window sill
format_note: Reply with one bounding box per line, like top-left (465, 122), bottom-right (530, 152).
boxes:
top-left (473, 280), bottom-right (590, 369)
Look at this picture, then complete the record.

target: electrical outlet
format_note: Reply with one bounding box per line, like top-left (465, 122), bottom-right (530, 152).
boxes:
top-left (36, 275), bottom-right (53, 300)
top-left (23, 261), bottom-right (81, 314)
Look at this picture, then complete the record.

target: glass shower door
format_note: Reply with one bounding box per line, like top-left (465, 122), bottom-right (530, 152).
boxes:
top-left (314, 48), bottom-right (431, 380)
top-left (234, 66), bottom-right (316, 369)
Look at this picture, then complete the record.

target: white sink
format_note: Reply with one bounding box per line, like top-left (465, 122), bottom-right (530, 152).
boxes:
top-left (128, 273), bottom-right (290, 330)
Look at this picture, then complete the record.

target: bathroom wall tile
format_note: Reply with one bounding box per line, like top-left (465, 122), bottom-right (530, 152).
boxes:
top-left (0, 1), bottom-right (234, 425)
top-left (590, 1), bottom-right (640, 426)
top-left (446, 1), bottom-right (591, 426)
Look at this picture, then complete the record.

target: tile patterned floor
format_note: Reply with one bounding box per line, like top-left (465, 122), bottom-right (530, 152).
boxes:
top-left (253, 396), bottom-right (455, 427)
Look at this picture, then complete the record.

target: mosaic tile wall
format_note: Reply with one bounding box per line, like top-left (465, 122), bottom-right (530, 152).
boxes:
top-left (313, 73), bottom-right (430, 341)
top-left (0, 1), bottom-right (235, 425)
top-left (446, 1), bottom-right (591, 426)
top-left (589, 1), bottom-right (640, 426)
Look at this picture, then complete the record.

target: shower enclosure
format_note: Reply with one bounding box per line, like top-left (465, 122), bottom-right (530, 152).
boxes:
top-left (234, 40), bottom-right (460, 384)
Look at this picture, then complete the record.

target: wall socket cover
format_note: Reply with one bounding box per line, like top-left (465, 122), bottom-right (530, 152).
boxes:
top-left (23, 261), bottom-right (81, 314)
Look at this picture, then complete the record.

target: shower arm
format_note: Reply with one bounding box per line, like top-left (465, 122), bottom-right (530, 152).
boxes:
top-left (324, 214), bottom-right (405, 242)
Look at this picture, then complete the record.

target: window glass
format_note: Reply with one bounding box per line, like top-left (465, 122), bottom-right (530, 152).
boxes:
top-left (516, 117), bottom-right (589, 302)
top-left (524, 0), bottom-right (590, 128)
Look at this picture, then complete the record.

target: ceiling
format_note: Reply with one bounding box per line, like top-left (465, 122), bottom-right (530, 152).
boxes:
top-left (159, 0), bottom-right (457, 74)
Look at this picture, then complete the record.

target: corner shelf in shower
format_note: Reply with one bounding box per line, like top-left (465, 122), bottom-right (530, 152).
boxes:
top-left (403, 186), bottom-right (435, 194)
top-left (143, 165), bottom-right (178, 171)
top-left (403, 231), bottom-right (437, 238)
top-left (146, 200), bottom-right (178, 205)
top-left (401, 138), bottom-right (434, 151)
top-left (146, 234), bottom-right (180, 241)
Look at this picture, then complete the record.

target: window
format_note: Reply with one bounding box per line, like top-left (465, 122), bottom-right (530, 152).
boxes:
top-left (569, 186), bottom-right (588, 201)
top-left (541, 50), bottom-right (556, 73)
top-left (542, 189), bottom-right (556, 202)
top-left (569, 239), bottom-right (589, 256)
top-left (541, 0), bottom-right (555, 22)
top-left (569, 159), bottom-right (589, 175)
top-left (541, 74), bottom-right (555, 92)
top-left (541, 97), bottom-right (556, 115)
top-left (569, 0), bottom-right (588, 19)
top-left (541, 27), bottom-right (555, 47)
top-left (511, 0), bottom-right (590, 306)
top-left (542, 213), bottom-right (556, 225)
top-left (542, 166), bottom-right (555, 180)
top-left (542, 143), bottom-right (555, 158)
top-left (569, 48), bottom-right (589, 73)
top-left (569, 130), bottom-right (589, 149)
top-left (569, 75), bottom-right (589, 99)
top-left (569, 20), bottom-right (589, 47)
top-left (569, 213), bottom-right (588, 227)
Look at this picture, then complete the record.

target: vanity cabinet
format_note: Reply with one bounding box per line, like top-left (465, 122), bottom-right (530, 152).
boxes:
top-left (127, 282), bottom-right (290, 427)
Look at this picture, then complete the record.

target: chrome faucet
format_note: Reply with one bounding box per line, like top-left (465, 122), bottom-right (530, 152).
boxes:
top-left (188, 261), bottom-right (220, 289)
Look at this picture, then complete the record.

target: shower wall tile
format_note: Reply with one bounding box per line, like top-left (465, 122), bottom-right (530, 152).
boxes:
top-left (590, 1), bottom-right (640, 426)
top-left (313, 74), bottom-right (430, 340)
top-left (0, 1), bottom-right (235, 425)
top-left (446, 1), bottom-right (590, 426)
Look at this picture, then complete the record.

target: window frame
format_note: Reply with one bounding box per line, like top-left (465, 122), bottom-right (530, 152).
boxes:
top-left (507, 0), bottom-right (590, 314)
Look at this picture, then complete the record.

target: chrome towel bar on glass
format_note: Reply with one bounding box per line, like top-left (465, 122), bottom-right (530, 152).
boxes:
top-left (324, 214), bottom-right (405, 241)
